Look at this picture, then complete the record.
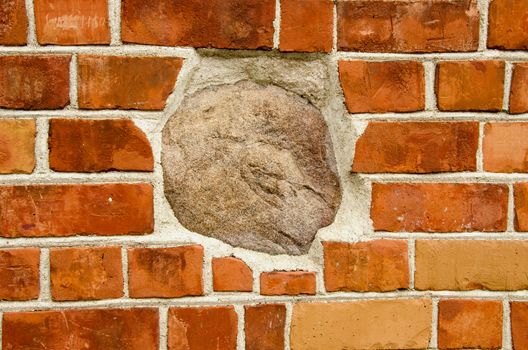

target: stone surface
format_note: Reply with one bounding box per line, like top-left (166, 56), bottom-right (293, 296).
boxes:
top-left (484, 123), bottom-right (528, 172)
top-left (488, 0), bottom-right (528, 50)
top-left (260, 271), bottom-right (316, 295)
top-left (0, 0), bottom-right (27, 45)
top-left (162, 82), bottom-right (341, 255)
top-left (290, 299), bottom-right (432, 349)
top-left (0, 119), bottom-right (35, 174)
top-left (245, 304), bottom-right (286, 350)
top-left (511, 302), bottom-right (528, 350)
top-left (212, 257), bottom-right (253, 292)
top-left (510, 63), bottom-right (528, 114)
top-left (515, 183), bottom-right (528, 231)
top-left (0, 248), bottom-right (39, 301)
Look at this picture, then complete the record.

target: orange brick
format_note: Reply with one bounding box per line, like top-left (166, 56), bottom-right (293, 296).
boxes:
top-left (0, 248), bottom-right (39, 301)
top-left (488, 0), bottom-right (528, 50)
top-left (511, 302), bottom-right (528, 350)
top-left (245, 304), bottom-right (286, 350)
top-left (0, 119), bottom-right (35, 174)
top-left (50, 246), bottom-right (123, 301)
top-left (0, 0), bottom-right (27, 45)
top-left (515, 183), bottom-right (528, 231)
top-left (372, 183), bottom-right (508, 232)
top-left (337, 0), bottom-right (479, 53)
top-left (339, 60), bottom-right (425, 113)
top-left (212, 257), bottom-right (253, 292)
top-left (323, 240), bottom-right (409, 292)
top-left (279, 0), bottom-right (333, 53)
top-left (438, 299), bottom-right (502, 349)
top-left (77, 55), bottom-right (182, 110)
top-left (260, 271), bottom-right (316, 296)
top-left (484, 123), bottom-right (528, 172)
top-left (436, 60), bottom-right (505, 111)
top-left (353, 122), bottom-right (478, 173)
top-left (510, 63), bottom-right (528, 114)
top-left (0, 184), bottom-right (153, 237)
top-left (34, 0), bottom-right (110, 45)
top-left (128, 246), bottom-right (203, 298)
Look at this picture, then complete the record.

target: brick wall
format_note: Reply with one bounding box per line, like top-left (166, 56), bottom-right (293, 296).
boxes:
top-left (0, 0), bottom-right (528, 349)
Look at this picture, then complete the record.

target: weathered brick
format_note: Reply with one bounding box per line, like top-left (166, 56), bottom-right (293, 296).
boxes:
top-left (291, 299), bottom-right (432, 349)
top-left (121, 0), bottom-right (275, 49)
top-left (245, 304), bottom-right (286, 350)
top-left (337, 0), bottom-right (479, 53)
top-left (436, 60), bottom-right (505, 111)
top-left (77, 55), bottom-right (182, 110)
top-left (212, 257), bottom-right (253, 292)
top-left (279, 0), bottom-right (333, 53)
top-left (49, 119), bottom-right (154, 172)
top-left (372, 183), bottom-right (509, 232)
top-left (0, 55), bottom-right (70, 109)
top-left (0, 0), bottom-right (27, 45)
top-left (511, 302), bottom-right (528, 350)
top-left (128, 246), bottom-right (203, 298)
top-left (438, 299), bottom-right (502, 349)
top-left (323, 240), bottom-right (409, 292)
top-left (353, 122), bottom-right (478, 173)
top-left (484, 123), bottom-right (528, 172)
top-left (168, 306), bottom-right (237, 350)
top-left (510, 63), bottom-right (528, 114)
top-left (260, 271), bottom-right (316, 296)
top-left (339, 60), bottom-right (425, 113)
top-left (0, 183), bottom-right (153, 237)
top-left (416, 240), bottom-right (528, 291)
top-left (488, 0), bottom-right (528, 50)
top-left (0, 119), bottom-right (35, 174)
top-left (34, 0), bottom-right (110, 45)
top-left (0, 248), bottom-right (39, 301)
top-left (50, 246), bottom-right (123, 301)
top-left (3, 308), bottom-right (159, 350)
top-left (515, 183), bottom-right (528, 231)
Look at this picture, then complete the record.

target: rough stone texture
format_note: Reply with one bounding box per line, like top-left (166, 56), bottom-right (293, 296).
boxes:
top-left (339, 60), bottom-right (425, 113)
top-left (0, 184), bottom-right (153, 237)
top-left (2, 308), bottom-right (159, 350)
top-left (488, 0), bottom-right (528, 50)
top-left (510, 63), bottom-right (528, 114)
top-left (438, 299), bottom-right (503, 349)
top-left (0, 0), bottom-right (27, 45)
top-left (162, 82), bottom-right (341, 255)
top-left (0, 248), bottom-right (39, 301)
top-left (514, 183), bottom-right (528, 231)
top-left (121, 0), bottom-right (275, 49)
top-left (49, 119), bottom-right (154, 172)
top-left (290, 299), bottom-right (432, 349)
top-left (0, 119), bottom-right (36, 174)
top-left (436, 60), bottom-right (505, 111)
top-left (212, 257), bottom-right (253, 292)
top-left (323, 240), bottom-right (409, 292)
top-left (511, 302), bottom-right (528, 350)
top-left (34, 0), bottom-right (110, 45)
top-left (353, 122), bottom-right (478, 173)
top-left (168, 306), bottom-right (237, 350)
top-left (0, 55), bottom-right (71, 110)
top-left (415, 240), bottom-right (528, 291)
top-left (337, 0), bottom-right (479, 53)
top-left (484, 123), bottom-right (528, 173)
top-left (128, 246), bottom-right (203, 298)
top-left (50, 246), bottom-right (123, 301)
top-left (260, 271), bottom-right (316, 296)
top-left (245, 304), bottom-right (286, 350)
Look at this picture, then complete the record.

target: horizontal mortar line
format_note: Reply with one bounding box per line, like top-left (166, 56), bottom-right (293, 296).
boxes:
top-left (347, 112), bottom-right (528, 121)
top-left (0, 45), bottom-right (196, 57)
top-left (371, 233), bottom-right (528, 240)
top-left (0, 173), bottom-right (154, 184)
top-left (0, 110), bottom-right (164, 119)
top-left (358, 173), bottom-right (528, 183)
top-left (334, 50), bottom-right (528, 61)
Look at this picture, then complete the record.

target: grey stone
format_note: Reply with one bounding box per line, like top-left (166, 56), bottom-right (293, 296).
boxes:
top-left (162, 81), bottom-right (341, 255)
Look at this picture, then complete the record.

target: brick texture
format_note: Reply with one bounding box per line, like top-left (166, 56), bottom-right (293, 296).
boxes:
top-left (0, 119), bottom-right (35, 174)
top-left (0, 248), bottom-right (39, 301)
top-left (212, 257), bottom-right (253, 292)
top-left (511, 302), bottom-right (528, 350)
top-left (245, 304), bottom-right (286, 350)
top-left (510, 63), bottom-right (528, 114)
top-left (260, 271), bottom-right (316, 296)
top-left (0, 0), bottom-right (27, 45)
top-left (484, 123), bottom-right (528, 173)
top-left (515, 183), bottom-right (528, 231)
top-left (488, 0), bottom-right (528, 50)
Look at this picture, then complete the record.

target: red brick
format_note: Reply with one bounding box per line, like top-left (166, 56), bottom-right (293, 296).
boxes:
top-left (50, 246), bottom-right (123, 301)
top-left (488, 0), bottom-right (528, 50)
top-left (515, 183), bottom-right (528, 231)
top-left (128, 245), bottom-right (203, 298)
top-left (3, 308), bottom-right (159, 350)
top-left (49, 119), bottom-right (154, 172)
top-left (337, 0), bottom-right (479, 53)
top-left (0, 119), bottom-right (35, 174)
top-left (0, 0), bottom-right (27, 45)
top-left (510, 63), bottom-right (528, 114)
top-left (353, 122), bottom-right (478, 173)
top-left (438, 299), bottom-right (502, 349)
top-left (78, 55), bottom-right (182, 110)
top-left (34, 0), bottom-right (110, 45)
top-left (212, 256), bottom-right (253, 292)
top-left (323, 240), bottom-right (409, 292)
top-left (122, 0), bottom-right (275, 49)
top-left (339, 60), bottom-right (425, 113)
top-left (372, 183), bottom-right (509, 232)
top-left (0, 248), bottom-right (39, 301)
top-left (245, 304), bottom-right (286, 350)
top-left (279, 0), bottom-right (333, 53)
top-left (260, 271), bottom-right (316, 296)
top-left (436, 60), bottom-right (505, 111)
top-left (0, 55), bottom-right (70, 109)
top-left (484, 123), bottom-right (528, 173)
top-left (168, 306), bottom-right (237, 350)
top-left (511, 302), bottom-right (528, 350)
top-left (0, 183), bottom-right (153, 237)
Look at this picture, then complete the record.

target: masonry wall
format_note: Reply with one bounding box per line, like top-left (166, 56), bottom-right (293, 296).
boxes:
top-left (0, 0), bottom-right (528, 349)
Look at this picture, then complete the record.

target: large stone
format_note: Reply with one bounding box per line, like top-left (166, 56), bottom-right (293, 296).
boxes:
top-left (162, 82), bottom-right (341, 255)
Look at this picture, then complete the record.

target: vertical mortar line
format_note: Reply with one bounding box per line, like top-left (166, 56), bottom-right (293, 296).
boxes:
top-left (508, 183), bottom-right (515, 232)
top-left (108, 0), bottom-right (122, 45)
top-left (502, 61), bottom-right (513, 113)
top-left (477, 122), bottom-right (485, 172)
top-left (39, 248), bottom-right (51, 302)
top-left (121, 246), bottom-right (129, 298)
top-left (159, 306), bottom-right (169, 350)
top-left (430, 297), bottom-right (439, 349)
top-left (69, 54), bottom-right (79, 110)
top-left (234, 304), bottom-right (245, 350)
top-left (203, 247), bottom-right (213, 295)
top-left (424, 61), bottom-right (437, 112)
top-left (408, 238), bottom-right (415, 290)
top-left (34, 118), bottom-right (49, 174)
top-left (284, 302), bottom-right (293, 350)
top-left (477, 0), bottom-right (489, 51)
top-left (503, 298), bottom-right (512, 350)
top-left (0, 311), bottom-right (3, 350)
top-left (272, 0), bottom-right (281, 49)
top-left (332, 0), bottom-right (338, 53)
top-left (24, 0), bottom-right (38, 46)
